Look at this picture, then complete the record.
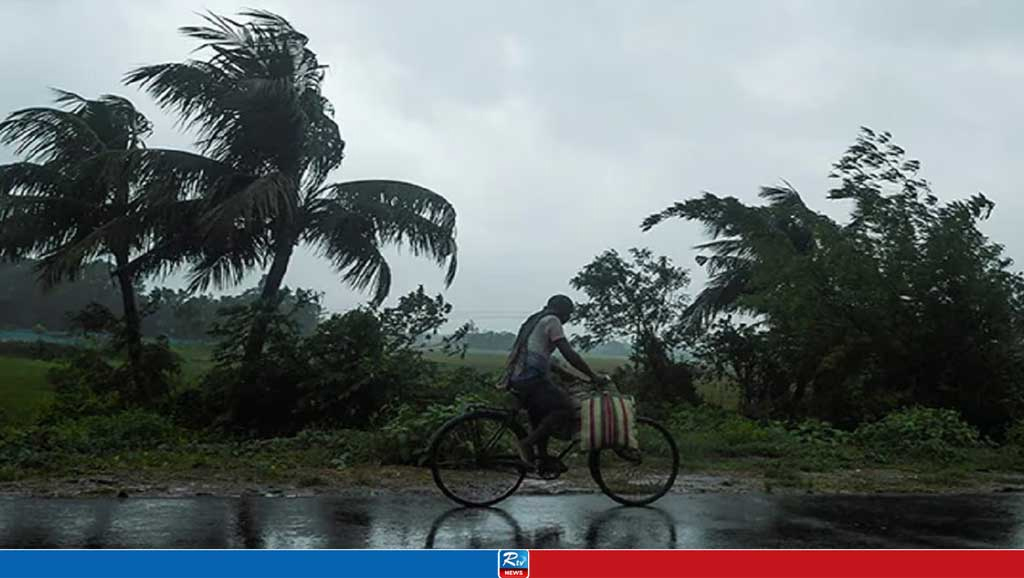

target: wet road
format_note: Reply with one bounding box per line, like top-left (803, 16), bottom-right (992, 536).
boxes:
top-left (0, 494), bottom-right (1022, 548)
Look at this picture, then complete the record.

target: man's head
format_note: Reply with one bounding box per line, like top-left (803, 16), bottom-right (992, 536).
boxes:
top-left (546, 294), bottom-right (575, 323)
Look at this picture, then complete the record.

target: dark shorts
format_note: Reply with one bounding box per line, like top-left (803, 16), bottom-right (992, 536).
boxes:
top-left (509, 375), bottom-right (574, 426)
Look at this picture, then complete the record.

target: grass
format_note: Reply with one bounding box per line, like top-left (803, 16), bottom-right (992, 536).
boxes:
top-left (3, 426), bottom-right (1022, 496)
top-left (0, 356), bottom-right (55, 425)
top-left (171, 342), bottom-right (215, 384)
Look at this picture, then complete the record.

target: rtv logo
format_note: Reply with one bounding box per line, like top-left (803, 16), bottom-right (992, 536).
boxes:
top-left (497, 549), bottom-right (529, 578)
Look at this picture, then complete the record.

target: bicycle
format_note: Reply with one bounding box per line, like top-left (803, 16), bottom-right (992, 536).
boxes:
top-left (427, 383), bottom-right (680, 508)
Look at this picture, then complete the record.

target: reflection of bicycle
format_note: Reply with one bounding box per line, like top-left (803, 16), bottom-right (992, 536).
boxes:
top-left (424, 507), bottom-right (524, 549)
top-left (583, 506), bottom-right (678, 549)
top-left (427, 387), bottom-right (679, 508)
top-left (424, 505), bottom-right (677, 549)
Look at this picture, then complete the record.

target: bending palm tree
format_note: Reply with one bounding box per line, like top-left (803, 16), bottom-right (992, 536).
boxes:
top-left (641, 186), bottom-right (825, 330)
top-left (126, 10), bottom-right (458, 363)
top-left (0, 91), bottom-right (223, 385)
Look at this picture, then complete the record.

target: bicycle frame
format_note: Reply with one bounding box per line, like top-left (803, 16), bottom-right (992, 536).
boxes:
top-left (464, 404), bottom-right (581, 469)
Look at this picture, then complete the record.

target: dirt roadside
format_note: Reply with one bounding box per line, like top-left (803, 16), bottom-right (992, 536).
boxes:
top-left (3, 465), bottom-right (1023, 498)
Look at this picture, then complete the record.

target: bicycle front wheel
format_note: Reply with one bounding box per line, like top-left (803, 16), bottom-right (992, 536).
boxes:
top-left (429, 411), bottom-right (529, 507)
top-left (589, 417), bottom-right (680, 506)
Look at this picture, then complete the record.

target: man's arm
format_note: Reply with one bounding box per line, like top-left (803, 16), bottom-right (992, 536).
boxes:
top-left (554, 338), bottom-right (599, 382)
top-left (550, 357), bottom-right (583, 380)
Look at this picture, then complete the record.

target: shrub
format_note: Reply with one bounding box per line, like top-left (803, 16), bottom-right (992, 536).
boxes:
top-left (667, 405), bottom-right (796, 457)
top-left (298, 310), bottom-right (421, 428)
top-left (162, 382), bottom-right (224, 430)
top-left (853, 406), bottom-right (980, 461)
top-left (2, 410), bottom-right (184, 457)
top-left (226, 428), bottom-right (380, 467)
top-left (203, 289), bottom-right (463, 435)
top-left (41, 338), bottom-right (181, 420)
top-left (1005, 420), bottom-right (1024, 448)
top-left (292, 428), bottom-right (379, 467)
top-left (413, 366), bottom-right (496, 406)
top-left (376, 394), bottom-right (492, 465)
top-left (788, 418), bottom-right (850, 448)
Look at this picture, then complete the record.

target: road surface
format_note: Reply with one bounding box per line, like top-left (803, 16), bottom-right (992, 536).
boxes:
top-left (0, 493), bottom-right (1020, 548)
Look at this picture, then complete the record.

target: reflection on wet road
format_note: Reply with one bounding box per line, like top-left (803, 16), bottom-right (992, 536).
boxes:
top-left (1, 494), bottom-right (1023, 548)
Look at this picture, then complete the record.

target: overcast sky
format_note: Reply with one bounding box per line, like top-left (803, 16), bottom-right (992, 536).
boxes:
top-left (2, 0), bottom-right (1022, 332)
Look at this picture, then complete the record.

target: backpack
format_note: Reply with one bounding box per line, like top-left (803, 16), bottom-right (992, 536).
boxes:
top-left (580, 391), bottom-right (639, 451)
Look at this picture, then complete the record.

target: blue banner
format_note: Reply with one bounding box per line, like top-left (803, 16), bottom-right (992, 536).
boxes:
top-left (0, 550), bottom-right (503, 578)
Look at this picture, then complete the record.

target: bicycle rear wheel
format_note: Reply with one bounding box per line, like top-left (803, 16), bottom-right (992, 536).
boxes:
top-left (589, 417), bottom-right (679, 506)
top-left (429, 410), bottom-right (529, 507)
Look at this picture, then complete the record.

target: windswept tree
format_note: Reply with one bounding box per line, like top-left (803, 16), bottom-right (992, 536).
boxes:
top-left (126, 10), bottom-right (458, 364)
top-left (0, 91), bottom-right (210, 393)
top-left (641, 184), bottom-right (830, 331)
top-left (643, 128), bottom-right (1024, 430)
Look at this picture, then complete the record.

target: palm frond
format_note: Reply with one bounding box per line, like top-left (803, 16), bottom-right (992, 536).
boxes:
top-left (303, 204), bottom-right (393, 305)
top-left (0, 107), bottom-right (104, 164)
top-left (319, 180), bottom-right (458, 286)
top-left (127, 148), bottom-right (235, 200)
top-left (124, 61), bottom-right (235, 138)
top-left (0, 162), bottom-right (69, 198)
top-left (199, 171), bottom-right (297, 235)
top-left (185, 224), bottom-right (270, 292)
top-left (684, 264), bottom-right (754, 330)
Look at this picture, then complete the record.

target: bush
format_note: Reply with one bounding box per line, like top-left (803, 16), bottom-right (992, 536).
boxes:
top-left (41, 338), bottom-right (181, 420)
top-left (42, 351), bottom-right (123, 421)
top-left (226, 428), bottom-right (380, 468)
top-left (48, 410), bottom-right (183, 452)
top-left (298, 311), bottom-right (428, 428)
top-left (854, 406), bottom-right (981, 461)
top-left (788, 418), bottom-right (850, 448)
top-left (162, 382), bottom-right (224, 430)
top-left (376, 394), bottom-right (493, 465)
top-left (667, 405), bottom-right (796, 457)
top-left (1005, 420), bottom-right (1024, 448)
top-left (1, 410), bottom-right (185, 459)
top-left (413, 366), bottom-right (495, 406)
top-left (199, 283), bottom-right (491, 436)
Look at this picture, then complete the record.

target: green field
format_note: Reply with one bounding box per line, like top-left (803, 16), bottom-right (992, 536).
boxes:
top-left (172, 342), bottom-right (216, 383)
top-left (0, 345), bottom-right (631, 425)
top-left (423, 349), bottom-right (628, 373)
top-left (0, 356), bottom-right (55, 425)
top-left (169, 344), bottom-right (628, 379)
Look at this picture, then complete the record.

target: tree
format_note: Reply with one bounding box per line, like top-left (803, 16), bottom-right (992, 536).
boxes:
top-left (0, 91), bottom-right (208, 386)
top-left (693, 317), bottom-right (790, 418)
top-left (641, 184), bottom-right (827, 331)
top-left (203, 285), bottom-right (462, 434)
top-left (126, 10), bottom-right (458, 365)
top-left (644, 128), bottom-right (1024, 431)
top-left (570, 248), bottom-right (698, 402)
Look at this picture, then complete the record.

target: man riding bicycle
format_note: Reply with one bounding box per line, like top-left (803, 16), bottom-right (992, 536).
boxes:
top-left (498, 294), bottom-right (606, 473)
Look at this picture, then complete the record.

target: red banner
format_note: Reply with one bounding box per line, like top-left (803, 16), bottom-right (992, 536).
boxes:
top-left (529, 550), bottom-right (1024, 578)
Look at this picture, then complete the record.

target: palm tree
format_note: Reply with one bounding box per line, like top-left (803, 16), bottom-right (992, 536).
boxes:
top-left (0, 90), bottom-right (222, 381)
top-left (126, 10), bottom-right (458, 363)
top-left (641, 185), bottom-right (824, 330)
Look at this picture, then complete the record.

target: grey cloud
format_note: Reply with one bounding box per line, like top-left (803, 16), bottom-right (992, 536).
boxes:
top-left (1, 0), bottom-right (1022, 331)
